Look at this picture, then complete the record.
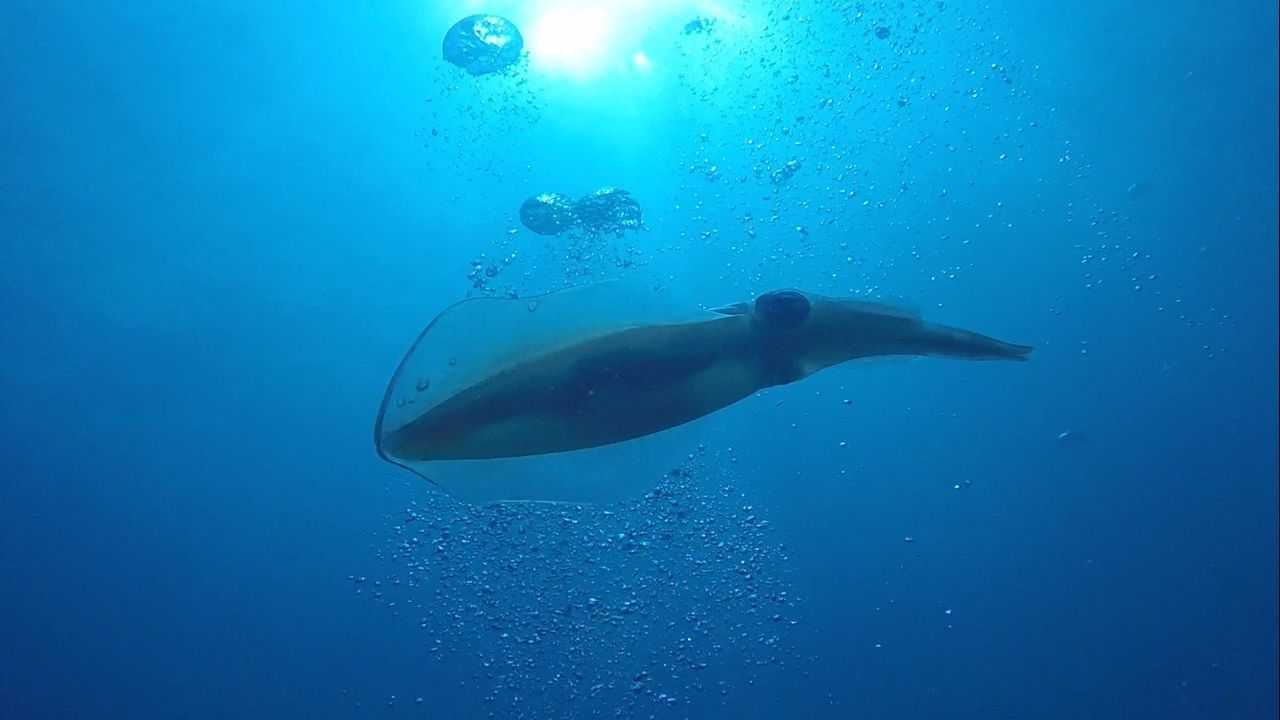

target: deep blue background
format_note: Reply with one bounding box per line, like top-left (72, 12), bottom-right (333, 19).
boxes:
top-left (2, 1), bottom-right (1276, 718)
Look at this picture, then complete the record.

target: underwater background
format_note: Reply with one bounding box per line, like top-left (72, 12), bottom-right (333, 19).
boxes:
top-left (1, 1), bottom-right (1277, 718)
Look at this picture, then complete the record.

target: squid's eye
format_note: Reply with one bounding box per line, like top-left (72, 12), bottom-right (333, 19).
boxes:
top-left (754, 290), bottom-right (810, 328)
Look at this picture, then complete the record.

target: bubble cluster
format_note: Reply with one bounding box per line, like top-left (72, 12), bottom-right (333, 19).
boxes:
top-left (359, 448), bottom-right (802, 717)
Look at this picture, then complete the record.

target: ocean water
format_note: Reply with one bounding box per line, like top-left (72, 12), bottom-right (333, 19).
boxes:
top-left (1, 1), bottom-right (1276, 718)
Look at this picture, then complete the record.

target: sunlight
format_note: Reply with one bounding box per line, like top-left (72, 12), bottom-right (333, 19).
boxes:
top-left (525, 5), bottom-right (614, 78)
top-left (517, 0), bottom-right (735, 80)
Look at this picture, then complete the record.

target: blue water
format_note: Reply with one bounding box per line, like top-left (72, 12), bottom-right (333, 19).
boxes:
top-left (2, 1), bottom-right (1276, 718)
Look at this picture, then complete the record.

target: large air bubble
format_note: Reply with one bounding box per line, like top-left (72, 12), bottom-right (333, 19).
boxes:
top-left (573, 187), bottom-right (643, 236)
top-left (519, 193), bottom-right (577, 236)
top-left (442, 15), bottom-right (524, 76)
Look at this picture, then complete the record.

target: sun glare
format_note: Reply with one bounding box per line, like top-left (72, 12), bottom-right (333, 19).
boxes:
top-left (526, 5), bottom-right (615, 78)
top-left (518, 0), bottom-right (732, 80)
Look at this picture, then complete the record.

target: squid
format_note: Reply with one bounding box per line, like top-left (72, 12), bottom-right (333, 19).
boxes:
top-left (374, 281), bottom-right (1031, 502)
